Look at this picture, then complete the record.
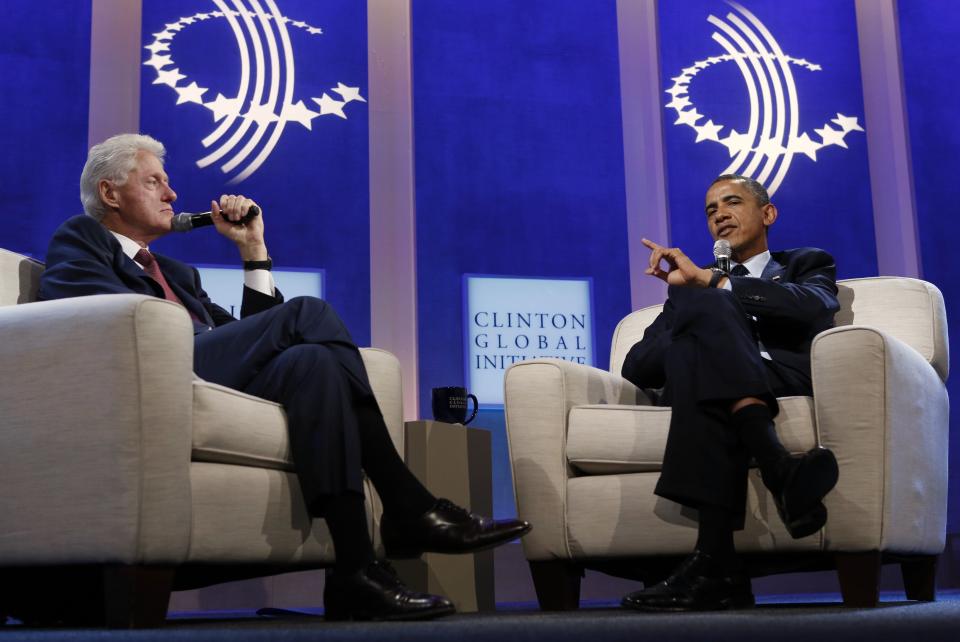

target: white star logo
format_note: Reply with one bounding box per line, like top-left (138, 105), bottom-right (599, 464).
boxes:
top-left (281, 100), bottom-right (320, 130)
top-left (144, 41), bottom-right (170, 55)
top-left (175, 81), bottom-right (208, 105)
top-left (694, 119), bottom-right (723, 143)
top-left (312, 93), bottom-right (348, 119)
top-left (205, 93), bottom-right (244, 122)
top-left (663, 3), bottom-right (865, 195)
top-left (720, 129), bottom-right (753, 157)
top-left (831, 113), bottom-right (864, 133)
top-left (666, 95), bottom-right (692, 111)
top-left (674, 108), bottom-right (704, 127)
top-left (332, 83), bottom-right (366, 104)
top-left (144, 54), bottom-right (173, 70)
top-left (143, 8), bottom-right (365, 183)
top-left (243, 102), bottom-right (279, 126)
top-left (814, 125), bottom-right (848, 149)
top-left (789, 132), bottom-right (821, 161)
top-left (153, 67), bottom-right (185, 88)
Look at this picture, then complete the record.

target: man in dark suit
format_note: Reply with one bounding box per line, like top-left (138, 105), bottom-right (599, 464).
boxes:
top-left (619, 174), bottom-right (840, 612)
top-left (39, 133), bottom-right (530, 621)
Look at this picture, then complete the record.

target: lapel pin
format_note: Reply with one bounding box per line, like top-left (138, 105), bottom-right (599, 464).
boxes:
top-left (772, 275), bottom-right (781, 282)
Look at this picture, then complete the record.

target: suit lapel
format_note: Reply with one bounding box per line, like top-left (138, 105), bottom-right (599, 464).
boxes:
top-left (762, 256), bottom-right (786, 281)
top-left (111, 241), bottom-right (166, 298)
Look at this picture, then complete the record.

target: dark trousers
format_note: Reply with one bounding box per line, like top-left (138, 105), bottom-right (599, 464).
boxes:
top-left (193, 296), bottom-right (372, 512)
top-left (647, 287), bottom-right (811, 525)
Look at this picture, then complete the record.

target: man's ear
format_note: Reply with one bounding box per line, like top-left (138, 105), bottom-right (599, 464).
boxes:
top-left (762, 202), bottom-right (778, 228)
top-left (98, 179), bottom-right (119, 211)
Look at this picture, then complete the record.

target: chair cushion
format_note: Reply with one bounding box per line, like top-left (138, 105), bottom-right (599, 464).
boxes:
top-left (566, 396), bottom-right (818, 475)
top-left (191, 380), bottom-right (293, 470)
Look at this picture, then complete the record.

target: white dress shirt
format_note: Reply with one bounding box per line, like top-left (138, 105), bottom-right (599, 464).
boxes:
top-left (721, 249), bottom-right (772, 360)
top-left (110, 231), bottom-right (275, 297)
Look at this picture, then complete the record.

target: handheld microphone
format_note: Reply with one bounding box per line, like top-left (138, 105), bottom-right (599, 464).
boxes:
top-left (713, 239), bottom-right (732, 273)
top-left (171, 205), bottom-right (260, 232)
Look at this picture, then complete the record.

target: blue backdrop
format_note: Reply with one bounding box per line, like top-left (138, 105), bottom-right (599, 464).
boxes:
top-left (1, 1), bottom-right (91, 258)
top-left (139, 0), bottom-right (371, 344)
top-left (659, 0), bottom-right (877, 277)
top-left (899, 0), bottom-right (960, 532)
top-left (0, 0), bottom-right (956, 533)
top-left (412, 0), bottom-right (631, 517)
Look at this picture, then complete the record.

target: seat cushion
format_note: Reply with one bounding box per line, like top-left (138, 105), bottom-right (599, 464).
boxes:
top-left (566, 396), bottom-right (818, 475)
top-left (191, 380), bottom-right (293, 470)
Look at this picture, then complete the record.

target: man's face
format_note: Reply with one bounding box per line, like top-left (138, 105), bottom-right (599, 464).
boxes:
top-left (102, 150), bottom-right (177, 244)
top-left (704, 179), bottom-right (776, 261)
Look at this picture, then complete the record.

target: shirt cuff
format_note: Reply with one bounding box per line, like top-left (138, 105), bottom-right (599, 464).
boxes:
top-left (720, 277), bottom-right (733, 291)
top-left (244, 269), bottom-right (275, 296)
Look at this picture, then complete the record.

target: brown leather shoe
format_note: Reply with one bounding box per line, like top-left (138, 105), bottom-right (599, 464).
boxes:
top-left (381, 498), bottom-right (532, 558)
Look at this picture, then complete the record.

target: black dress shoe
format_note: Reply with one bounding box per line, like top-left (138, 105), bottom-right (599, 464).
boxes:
top-left (381, 498), bottom-right (532, 558)
top-left (766, 447), bottom-right (839, 539)
top-left (324, 560), bottom-right (456, 621)
top-left (621, 550), bottom-right (754, 612)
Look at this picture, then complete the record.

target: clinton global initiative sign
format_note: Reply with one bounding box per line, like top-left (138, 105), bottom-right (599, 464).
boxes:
top-left (464, 275), bottom-right (594, 406)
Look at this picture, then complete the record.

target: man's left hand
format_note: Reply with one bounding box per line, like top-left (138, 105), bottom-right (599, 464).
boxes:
top-left (211, 194), bottom-right (268, 261)
top-left (642, 238), bottom-right (713, 288)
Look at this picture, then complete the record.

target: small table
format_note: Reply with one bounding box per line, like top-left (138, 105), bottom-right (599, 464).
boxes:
top-left (392, 420), bottom-right (494, 612)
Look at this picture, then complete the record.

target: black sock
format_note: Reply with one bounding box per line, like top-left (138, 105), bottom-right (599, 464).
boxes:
top-left (696, 505), bottom-right (739, 571)
top-left (732, 404), bottom-right (789, 491)
top-left (354, 402), bottom-right (436, 518)
top-left (324, 491), bottom-right (375, 574)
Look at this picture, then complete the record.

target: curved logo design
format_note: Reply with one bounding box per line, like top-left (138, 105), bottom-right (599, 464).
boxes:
top-left (665, 1), bottom-right (863, 195)
top-left (143, 0), bottom-right (365, 184)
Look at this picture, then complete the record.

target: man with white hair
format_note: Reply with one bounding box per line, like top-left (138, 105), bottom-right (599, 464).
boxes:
top-left (39, 133), bottom-right (530, 621)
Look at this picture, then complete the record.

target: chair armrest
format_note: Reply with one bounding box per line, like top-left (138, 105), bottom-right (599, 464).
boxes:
top-left (0, 294), bottom-right (195, 565)
top-left (811, 325), bottom-right (948, 553)
top-left (503, 359), bottom-right (645, 560)
top-left (360, 347), bottom-right (404, 454)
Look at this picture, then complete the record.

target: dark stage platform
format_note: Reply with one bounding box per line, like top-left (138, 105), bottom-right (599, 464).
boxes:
top-left (3, 591), bottom-right (959, 641)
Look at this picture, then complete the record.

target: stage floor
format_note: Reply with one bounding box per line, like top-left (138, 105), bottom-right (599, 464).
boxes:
top-left (4, 590), bottom-right (959, 641)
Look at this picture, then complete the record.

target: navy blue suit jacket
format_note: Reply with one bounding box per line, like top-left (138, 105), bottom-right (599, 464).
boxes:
top-left (38, 215), bottom-right (282, 333)
top-left (621, 247), bottom-right (840, 389)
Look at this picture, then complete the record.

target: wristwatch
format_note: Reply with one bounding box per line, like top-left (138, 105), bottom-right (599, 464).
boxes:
top-left (708, 267), bottom-right (727, 288)
top-left (243, 257), bottom-right (273, 271)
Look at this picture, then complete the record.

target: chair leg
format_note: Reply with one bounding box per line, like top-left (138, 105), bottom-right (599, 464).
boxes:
top-left (101, 565), bottom-right (175, 628)
top-left (835, 552), bottom-right (881, 607)
top-left (0, 565), bottom-right (173, 627)
top-left (900, 555), bottom-right (937, 602)
top-left (528, 560), bottom-right (582, 611)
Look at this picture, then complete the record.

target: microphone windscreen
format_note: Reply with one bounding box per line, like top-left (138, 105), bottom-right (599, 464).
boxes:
top-left (713, 239), bottom-right (732, 260)
top-left (170, 213), bottom-right (194, 232)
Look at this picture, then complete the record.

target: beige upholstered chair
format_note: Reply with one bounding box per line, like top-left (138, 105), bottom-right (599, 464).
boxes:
top-left (0, 248), bottom-right (403, 626)
top-left (504, 277), bottom-right (949, 608)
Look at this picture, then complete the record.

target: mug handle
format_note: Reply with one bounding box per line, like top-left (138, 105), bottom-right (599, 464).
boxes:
top-left (463, 394), bottom-right (479, 425)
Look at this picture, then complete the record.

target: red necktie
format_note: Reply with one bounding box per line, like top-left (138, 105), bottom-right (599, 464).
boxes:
top-left (134, 248), bottom-right (199, 321)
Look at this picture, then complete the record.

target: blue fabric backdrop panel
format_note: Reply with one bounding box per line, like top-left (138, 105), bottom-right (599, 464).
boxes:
top-left (658, 0), bottom-right (876, 278)
top-left (0, 1), bottom-right (91, 258)
top-left (139, 0), bottom-right (370, 343)
top-left (413, 0), bottom-right (631, 414)
top-left (899, 0), bottom-right (960, 533)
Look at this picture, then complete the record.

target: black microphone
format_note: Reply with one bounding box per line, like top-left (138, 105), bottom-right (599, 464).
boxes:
top-left (713, 239), bottom-right (732, 273)
top-left (171, 205), bottom-right (260, 232)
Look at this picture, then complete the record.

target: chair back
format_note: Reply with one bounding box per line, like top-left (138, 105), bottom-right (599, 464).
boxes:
top-left (0, 248), bottom-right (44, 307)
top-left (609, 277), bottom-right (949, 381)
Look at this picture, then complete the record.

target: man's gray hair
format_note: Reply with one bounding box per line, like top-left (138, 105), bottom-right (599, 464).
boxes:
top-left (710, 173), bottom-right (770, 207)
top-left (80, 134), bottom-right (165, 221)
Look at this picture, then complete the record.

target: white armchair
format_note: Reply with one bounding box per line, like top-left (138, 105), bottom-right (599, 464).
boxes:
top-left (0, 248), bottom-right (404, 626)
top-left (504, 277), bottom-right (949, 608)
